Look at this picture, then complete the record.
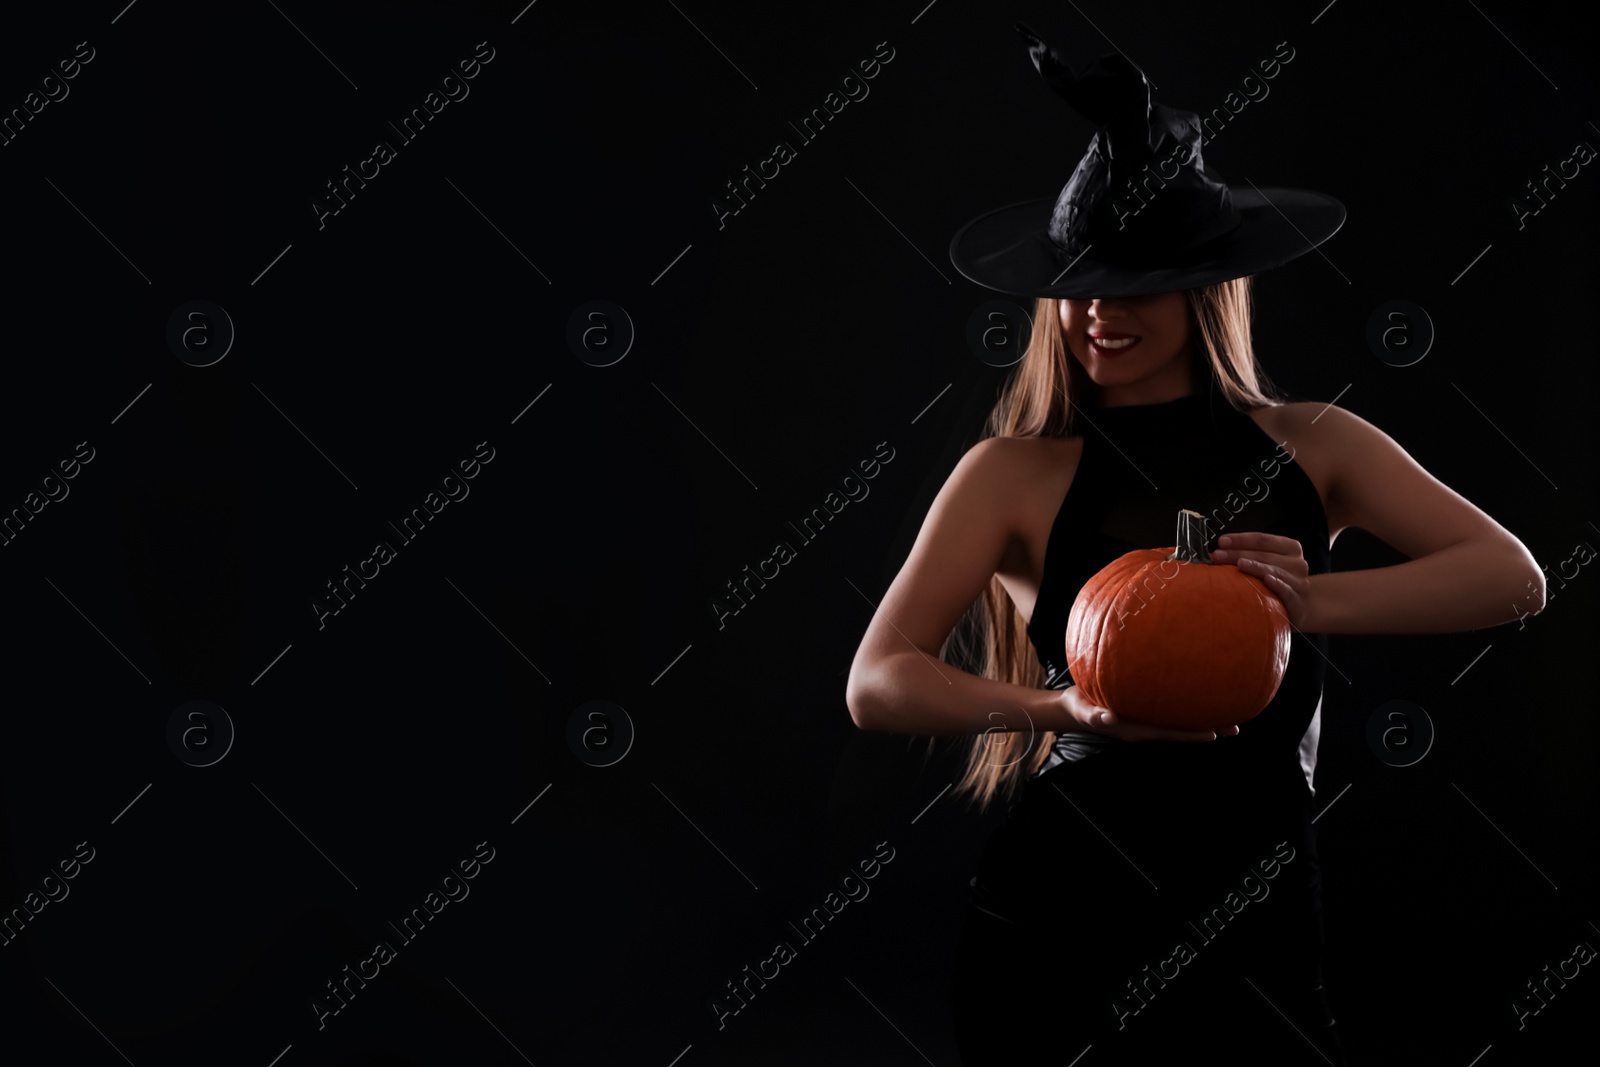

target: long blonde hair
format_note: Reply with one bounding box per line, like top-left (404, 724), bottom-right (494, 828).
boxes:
top-left (944, 276), bottom-right (1285, 812)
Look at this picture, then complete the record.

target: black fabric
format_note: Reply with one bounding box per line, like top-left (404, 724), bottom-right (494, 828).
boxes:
top-left (946, 24), bottom-right (1346, 299)
top-left (950, 380), bottom-right (1348, 1065)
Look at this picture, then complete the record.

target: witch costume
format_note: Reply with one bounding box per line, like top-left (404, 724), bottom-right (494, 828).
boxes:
top-left (945, 23), bottom-right (1350, 1066)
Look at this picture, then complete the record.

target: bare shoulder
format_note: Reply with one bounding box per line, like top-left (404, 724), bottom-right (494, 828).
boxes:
top-left (1248, 399), bottom-right (1399, 458)
top-left (948, 433), bottom-right (1082, 532)
top-left (1250, 398), bottom-right (1521, 561)
top-left (963, 432), bottom-right (1080, 475)
top-left (1245, 400), bottom-right (1403, 540)
top-left (953, 434), bottom-right (1084, 612)
top-left (1248, 399), bottom-right (1327, 438)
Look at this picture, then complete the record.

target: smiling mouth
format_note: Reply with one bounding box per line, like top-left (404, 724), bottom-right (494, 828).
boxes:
top-left (1089, 333), bottom-right (1141, 355)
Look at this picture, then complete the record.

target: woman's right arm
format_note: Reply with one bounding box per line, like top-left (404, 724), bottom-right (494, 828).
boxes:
top-left (844, 437), bottom-right (1230, 743)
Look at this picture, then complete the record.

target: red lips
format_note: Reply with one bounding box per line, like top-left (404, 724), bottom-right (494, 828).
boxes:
top-left (1088, 330), bottom-right (1142, 357)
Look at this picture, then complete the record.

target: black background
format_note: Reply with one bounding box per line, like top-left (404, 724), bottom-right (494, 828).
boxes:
top-left (0, 1), bottom-right (1594, 1064)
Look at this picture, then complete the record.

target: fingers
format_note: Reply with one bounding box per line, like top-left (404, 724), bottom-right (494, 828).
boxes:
top-left (1068, 688), bottom-right (1241, 743)
top-left (1094, 710), bottom-right (1240, 743)
top-left (1213, 533), bottom-right (1307, 572)
top-left (1216, 532), bottom-right (1297, 553)
top-left (1211, 548), bottom-right (1302, 571)
top-left (1236, 559), bottom-right (1297, 618)
top-left (1235, 557), bottom-right (1287, 583)
top-left (1212, 551), bottom-right (1309, 604)
top-left (1222, 555), bottom-right (1308, 625)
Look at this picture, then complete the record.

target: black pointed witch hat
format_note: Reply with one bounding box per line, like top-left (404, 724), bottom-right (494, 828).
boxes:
top-left (948, 22), bottom-right (1345, 299)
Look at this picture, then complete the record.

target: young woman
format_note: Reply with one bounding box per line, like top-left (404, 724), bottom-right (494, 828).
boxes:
top-left (845, 28), bottom-right (1545, 1066)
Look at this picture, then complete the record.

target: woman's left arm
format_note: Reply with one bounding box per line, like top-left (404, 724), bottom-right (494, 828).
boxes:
top-left (1214, 403), bottom-right (1547, 635)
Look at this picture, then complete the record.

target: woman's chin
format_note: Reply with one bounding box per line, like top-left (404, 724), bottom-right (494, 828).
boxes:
top-left (1084, 365), bottom-right (1135, 387)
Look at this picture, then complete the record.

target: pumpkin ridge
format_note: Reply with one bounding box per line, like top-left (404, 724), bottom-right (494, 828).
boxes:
top-left (1063, 509), bottom-right (1291, 731)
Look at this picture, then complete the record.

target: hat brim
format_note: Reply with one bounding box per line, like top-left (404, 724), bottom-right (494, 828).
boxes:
top-left (948, 187), bottom-right (1346, 299)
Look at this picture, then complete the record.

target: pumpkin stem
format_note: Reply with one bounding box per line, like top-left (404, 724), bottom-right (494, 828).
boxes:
top-left (1168, 508), bottom-right (1213, 564)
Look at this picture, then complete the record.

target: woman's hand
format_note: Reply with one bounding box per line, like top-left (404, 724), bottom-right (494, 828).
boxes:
top-left (1057, 684), bottom-right (1239, 742)
top-left (1210, 532), bottom-right (1313, 628)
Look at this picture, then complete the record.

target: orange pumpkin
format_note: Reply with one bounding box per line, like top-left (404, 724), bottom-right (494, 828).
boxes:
top-left (1063, 508), bottom-right (1290, 730)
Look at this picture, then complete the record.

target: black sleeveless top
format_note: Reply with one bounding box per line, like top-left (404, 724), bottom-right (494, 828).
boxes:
top-left (1023, 380), bottom-right (1331, 802)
